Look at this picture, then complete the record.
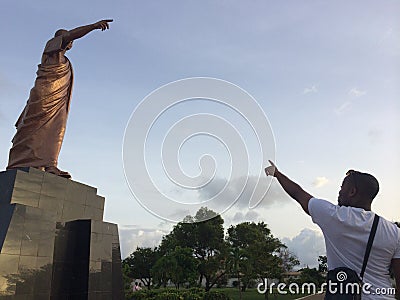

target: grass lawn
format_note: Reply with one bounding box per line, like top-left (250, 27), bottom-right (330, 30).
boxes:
top-left (220, 288), bottom-right (310, 300)
top-left (125, 287), bottom-right (317, 300)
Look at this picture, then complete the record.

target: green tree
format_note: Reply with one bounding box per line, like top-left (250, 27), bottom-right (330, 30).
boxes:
top-left (226, 222), bottom-right (285, 292)
top-left (122, 260), bottom-right (133, 295)
top-left (152, 246), bottom-right (198, 289)
top-left (318, 255), bottom-right (328, 273)
top-left (297, 267), bottom-right (325, 286)
top-left (151, 254), bottom-right (173, 288)
top-left (159, 207), bottom-right (228, 291)
top-left (123, 247), bottom-right (159, 289)
top-left (278, 247), bottom-right (300, 273)
top-left (226, 247), bottom-right (248, 299)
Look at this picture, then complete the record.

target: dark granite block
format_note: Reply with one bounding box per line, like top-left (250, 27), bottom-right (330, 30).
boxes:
top-left (7, 295), bottom-right (30, 300)
top-left (37, 237), bottom-right (55, 258)
top-left (112, 244), bottom-right (122, 264)
top-left (89, 233), bottom-right (103, 263)
top-left (20, 207), bottom-right (56, 257)
top-left (65, 180), bottom-right (88, 205)
top-left (60, 201), bottom-right (85, 222)
top-left (14, 170), bottom-right (43, 195)
top-left (31, 294), bottom-right (50, 300)
top-left (89, 260), bottom-right (102, 274)
top-left (111, 261), bottom-right (124, 300)
top-left (90, 220), bottom-right (103, 234)
top-left (92, 208), bottom-right (104, 221)
top-left (50, 262), bottom-right (70, 294)
top-left (0, 170), bottom-right (17, 205)
top-left (40, 173), bottom-right (68, 198)
top-left (34, 257), bottom-right (52, 294)
top-left (102, 222), bottom-right (115, 236)
top-left (85, 187), bottom-right (98, 203)
top-left (15, 255), bottom-right (37, 294)
top-left (38, 195), bottom-right (63, 219)
top-left (101, 234), bottom-right (113, 261)
top-left (0, 254), bottom-right (20, 281)
top-left (52, 227), bottom-right (69, 262)
top-left (24, 206), bottom-right (44, 223)
top-left (0, 168), bottom-right (124, 299)
top-left (111, 231), bottom-right (124, 300)
top-left (10, 187), bottom-right (40, 209)
top-left (88, 291), bottom-right (102, 300)
top-left (88, 261), bottom-right (102, 293)
top-left (0, 205), bottom-right (16, 252)
top-left (100, 261), bottom-right (112, 292)
top-left (86, 194), bottom-right (104, 211)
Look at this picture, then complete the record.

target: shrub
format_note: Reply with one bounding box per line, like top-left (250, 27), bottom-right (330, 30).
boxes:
top-left (125, 288), bottom-right (231, 300)
top-left (204, 290), bottom-right (232, 300)
top-left (182, 287), bottom-right (205, 300)
top-left (155, 289), bottom-right (183, 300)
top-left (127, 289), bottom-right (157, 300)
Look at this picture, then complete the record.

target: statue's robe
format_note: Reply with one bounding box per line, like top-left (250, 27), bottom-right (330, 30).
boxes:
top-left (7, 36), bottom-right (73, 169)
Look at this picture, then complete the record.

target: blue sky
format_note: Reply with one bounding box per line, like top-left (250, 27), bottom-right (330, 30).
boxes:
top-left (1, 1), bottom-right (399, 267)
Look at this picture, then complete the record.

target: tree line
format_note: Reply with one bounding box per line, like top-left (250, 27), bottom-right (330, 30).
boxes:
top-left (122, 207), bottom-right (300, 295)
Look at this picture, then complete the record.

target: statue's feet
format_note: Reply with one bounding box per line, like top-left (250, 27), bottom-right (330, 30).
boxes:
top-left (45, 166), bottom-right (72, 179)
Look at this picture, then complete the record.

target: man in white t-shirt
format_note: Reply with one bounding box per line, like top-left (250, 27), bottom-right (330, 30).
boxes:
top-left (265, 161), bottom-right (400, 299)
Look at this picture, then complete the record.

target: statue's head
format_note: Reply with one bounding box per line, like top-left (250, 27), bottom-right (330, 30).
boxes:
top-left (55, 29), bottom-right (68, 37)
top-left (54, 29), bottom-right (73, 50)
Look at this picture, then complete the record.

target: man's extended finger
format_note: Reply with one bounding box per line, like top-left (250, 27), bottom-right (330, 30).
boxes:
top-left (104, 19), bottom-right (113, 23)
top-left (268, 160), bottom-right (276, 167)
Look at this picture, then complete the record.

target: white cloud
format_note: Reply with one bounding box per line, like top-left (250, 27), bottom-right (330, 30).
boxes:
top-left (335, 88), bottom-right (366, 114)
top-left (335, 101), bottom-right (352, 114)
top-left (281, 228), bottom-right (325, 269)
top-left (312, 177), bottom-right (329, 188)
top-left (303, 85), bottom-right (318, 94)
top-left (119, 225), bottom-right (168, 258)
top-left (348, 88), bottom-right (366, 98)
top-left (198, 176), bottom-right (292, 210)
top-left (230, 209), bottom-right (261, 223)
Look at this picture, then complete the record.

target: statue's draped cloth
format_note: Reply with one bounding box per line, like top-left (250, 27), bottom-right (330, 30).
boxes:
top-left (7, 59), bottom-right (73, 169)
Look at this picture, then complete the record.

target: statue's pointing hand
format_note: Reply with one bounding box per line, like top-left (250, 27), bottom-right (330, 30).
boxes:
top-left (94, 19), bottom-right (113, 31)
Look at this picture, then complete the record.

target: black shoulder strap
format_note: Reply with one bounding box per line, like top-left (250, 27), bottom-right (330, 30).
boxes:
top-left (360, 214), bottom-right (380, 280)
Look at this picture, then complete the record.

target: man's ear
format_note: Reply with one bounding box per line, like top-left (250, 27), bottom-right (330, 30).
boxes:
top-left (349, 187), bottom-right (357, 197)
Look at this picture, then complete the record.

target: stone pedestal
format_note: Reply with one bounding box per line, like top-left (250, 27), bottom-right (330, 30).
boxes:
top-left (0, 168), bottom-right (124, 299)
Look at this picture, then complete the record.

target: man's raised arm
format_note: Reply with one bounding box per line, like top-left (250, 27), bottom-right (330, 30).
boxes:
top-left (62, 19), bottom-right (113, 43)
top-left (265, 160), bottom-right (313, 214)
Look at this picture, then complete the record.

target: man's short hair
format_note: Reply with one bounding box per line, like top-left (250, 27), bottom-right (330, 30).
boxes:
top-left (348, 170), bottom-right (379, 202)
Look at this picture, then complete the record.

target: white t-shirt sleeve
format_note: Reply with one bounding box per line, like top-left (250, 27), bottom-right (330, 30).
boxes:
top-left (308, 198), bottom-right (338, 229)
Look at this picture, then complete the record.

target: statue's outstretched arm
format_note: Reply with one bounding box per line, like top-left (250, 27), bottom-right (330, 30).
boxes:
top-left (63, 19), bottom-right (113, 43)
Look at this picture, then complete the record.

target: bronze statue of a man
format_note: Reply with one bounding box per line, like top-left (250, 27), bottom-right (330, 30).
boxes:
top-left (7, 19), bottom-right (113, 178)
